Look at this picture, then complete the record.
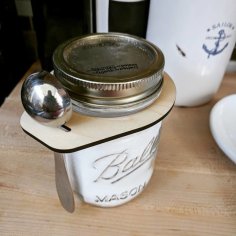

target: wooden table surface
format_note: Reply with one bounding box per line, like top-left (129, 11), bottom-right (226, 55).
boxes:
top-left (1, 62), bottom-right (236, 236)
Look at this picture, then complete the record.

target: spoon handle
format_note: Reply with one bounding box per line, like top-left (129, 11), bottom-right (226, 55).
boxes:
top-left (54, 152), bottom-right (75, 213)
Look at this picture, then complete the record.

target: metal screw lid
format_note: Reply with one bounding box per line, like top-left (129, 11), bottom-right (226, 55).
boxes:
top-left (53, 33), bottom-right (165, 117)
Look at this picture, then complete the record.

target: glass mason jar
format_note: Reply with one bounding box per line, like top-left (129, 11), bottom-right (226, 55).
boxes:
top-left (52, 33), bottom-right (175, 207)
top-left (21, 33), bottom-right (176, 208)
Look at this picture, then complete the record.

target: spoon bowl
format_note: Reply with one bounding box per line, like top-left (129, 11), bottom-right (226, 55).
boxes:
top-left (21, 70), bottom-right (72, 127)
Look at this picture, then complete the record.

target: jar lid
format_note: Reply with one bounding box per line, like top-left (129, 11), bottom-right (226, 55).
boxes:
top-left (53, 33), bottom-right (165, 117)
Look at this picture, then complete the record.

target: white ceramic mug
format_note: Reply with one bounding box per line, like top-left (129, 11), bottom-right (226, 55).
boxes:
top-left (146, 0), bottom-right (236, 106)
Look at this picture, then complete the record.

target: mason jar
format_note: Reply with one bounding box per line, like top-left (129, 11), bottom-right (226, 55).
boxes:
top-left (21, 33), bottom-right (176, 208)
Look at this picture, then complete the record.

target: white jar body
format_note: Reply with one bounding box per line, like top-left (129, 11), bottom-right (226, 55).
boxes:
top-left (64, 121), bottom-right (162, 207)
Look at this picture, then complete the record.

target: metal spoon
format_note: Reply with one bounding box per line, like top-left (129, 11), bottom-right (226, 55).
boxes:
top-left (21, 70), bottom-right (72, 128)
top-left (21, 70), bottom-right (75, 213)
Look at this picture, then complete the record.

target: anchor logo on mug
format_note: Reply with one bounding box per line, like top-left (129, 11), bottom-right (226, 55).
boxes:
top-left (203, 22), bottom-right (235, 58)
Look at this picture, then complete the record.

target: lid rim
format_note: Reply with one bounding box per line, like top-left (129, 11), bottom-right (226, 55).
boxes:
top-left (68, 77), bottom-right (163, 105)
top-left (54, 64), bottom-right (164, 91)
top-left (71, 81), bottom-right (163, 118)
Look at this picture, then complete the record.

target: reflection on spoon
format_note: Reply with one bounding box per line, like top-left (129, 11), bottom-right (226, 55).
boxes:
top-left (21, 70), bottom-right (72, 128)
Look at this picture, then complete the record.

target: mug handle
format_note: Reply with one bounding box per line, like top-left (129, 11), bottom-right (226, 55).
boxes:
top-left (96, 0), bottom-right (109, 32)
